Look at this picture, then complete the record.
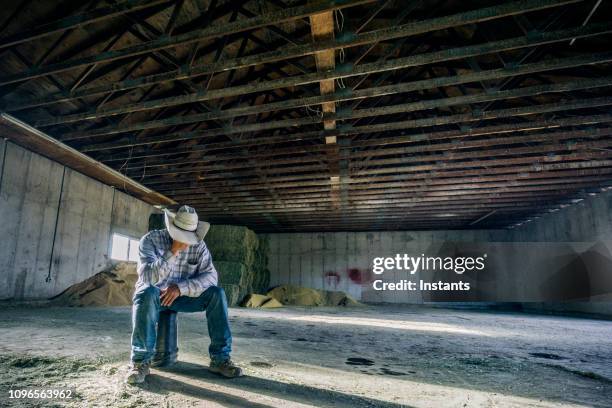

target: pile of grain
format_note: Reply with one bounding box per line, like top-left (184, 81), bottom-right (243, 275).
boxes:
top-left (205, 225), bottom-right (271, 306)
top-left (266, 285), bottom-right (361, 307)
top-left (241, 294), bottom-right (283, 308)
top-left (50, 262), bottom-right (137, 307)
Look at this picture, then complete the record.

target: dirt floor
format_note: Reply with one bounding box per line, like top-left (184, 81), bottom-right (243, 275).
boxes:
top-left (0, 304), bottom-right (610, 408)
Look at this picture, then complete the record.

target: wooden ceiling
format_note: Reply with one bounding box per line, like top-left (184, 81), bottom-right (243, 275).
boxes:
top-left (1, 0), bottom-right (611, 232)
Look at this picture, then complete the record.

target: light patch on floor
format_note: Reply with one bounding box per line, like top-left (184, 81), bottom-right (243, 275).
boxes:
top-left (287, 315), bottom-right (489, 336)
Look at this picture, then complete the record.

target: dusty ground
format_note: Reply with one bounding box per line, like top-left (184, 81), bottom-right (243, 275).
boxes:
top-left (0, 304), bottom-right (610, 408)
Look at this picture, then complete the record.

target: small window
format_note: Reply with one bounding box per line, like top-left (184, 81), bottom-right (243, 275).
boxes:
top-left (111, 233), bottom-right (140, 262)
top-left (128, 239), bottom-right (139, 262)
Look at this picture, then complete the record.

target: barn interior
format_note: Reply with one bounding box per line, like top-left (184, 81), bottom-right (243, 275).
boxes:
top-left (0, 0), bottom-right (611, 407)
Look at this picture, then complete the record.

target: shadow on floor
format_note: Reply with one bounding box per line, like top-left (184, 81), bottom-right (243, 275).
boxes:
top-left (145, 361), bottom-right (410, 408)
top-left (137, 373), bottom-right (276, 408)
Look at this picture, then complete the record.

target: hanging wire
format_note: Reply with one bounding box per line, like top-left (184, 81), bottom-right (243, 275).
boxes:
top-left (334, 9), bottom-right (345, 32)
top-left (118, 145), bottom-right (134, 193)
top-left (140, 159), bottom-right (147, 181)
top-left (334, 9), bottom-right (346, 91)
top-left (306, 105), bottom-right (323, 118)
top-left (336, 44), bottom-right (346, 90)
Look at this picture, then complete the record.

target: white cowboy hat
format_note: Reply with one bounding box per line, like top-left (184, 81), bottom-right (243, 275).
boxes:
top-left (164, 205), bottom-right (210, 245)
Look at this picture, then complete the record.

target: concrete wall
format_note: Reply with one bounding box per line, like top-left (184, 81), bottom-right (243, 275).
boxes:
top-left (508, 188), bottom-right (612, 316)
top-left (264, 230), bottom-right (511, 303)
top-left (0, 140), bottom-right (158, 300)
top-left (0, 140), bottom-right (64, 300)
top-left (263, 189), bottom-right (612, 316)
top-left (510, 188), bottom-right (612, 242)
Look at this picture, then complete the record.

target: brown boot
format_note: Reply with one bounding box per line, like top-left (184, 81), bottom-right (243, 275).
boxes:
top-left (209, 359), bottom-right (243, 378)
top-left (125, 361), bottom-right (150, 384)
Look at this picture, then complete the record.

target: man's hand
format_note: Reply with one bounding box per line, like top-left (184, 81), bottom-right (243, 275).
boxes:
top-left (171, 240), bottom-right (189, 256)
top-left (160, 284), bottom-right (180, 307)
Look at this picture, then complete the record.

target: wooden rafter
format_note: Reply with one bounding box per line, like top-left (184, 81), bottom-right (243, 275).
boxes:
top-left (1, 0), bottom-right (612, 231)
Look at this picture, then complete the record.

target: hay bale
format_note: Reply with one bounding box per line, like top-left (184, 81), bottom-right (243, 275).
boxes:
top-left (206, 225), bottom-right (259, 249)
top-left (220, 284), bottom-right (240, 306)
top-left (209, 246), bottom-right (256, 266)
top-left (50, 262), bottom-right (137, 307)
top-left (206, 225), bottom-right (259, 265)
top-left (267, 285), bottom-right (361, 307)
top-left (215, 261), bottom-right (250, 287)
top-left (251, 236), bottom-right (270, 293)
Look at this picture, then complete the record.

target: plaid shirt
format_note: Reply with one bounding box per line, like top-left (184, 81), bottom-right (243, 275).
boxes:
top-left (136, 229), bottom-right (218, 297)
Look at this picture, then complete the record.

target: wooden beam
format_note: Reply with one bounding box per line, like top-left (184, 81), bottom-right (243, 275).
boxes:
top-left (309, 5), bottom-right (341, 211)
top-left (127, 149), bottom-right (609, 182)
top-left (0, 0), bottom-right (171, 49)
top-left (0, 113), bottom-right (174, 206)
top-left (71, 73), bottom-right (612, 148)
top-left (89, 111), bottom-right (612, 169)
top-left (34, 22), bottom-right (612, 126)
top-left (183, 200), bottom-right (602, 216)
top-left (134, 129), bottom-right (612, 186)
top-left (147, 145), bottom-right (612, 190)
top-left (156, 175), bottom-right (612, 199)
top-left (191, 203), bottom-right (594, 217)
top-left (0, 0), bottom-right (375, 86)
top-left (142, 162), bottom-right (612, 200)
top-left (136, 146), bottom-right (612, 187)
top-left (113, 122), bottom-right (607, 178)
top-left (171, 176), bottom-right (610, 201)
top-left (310, 9), bottom-right (336, 130)
top-left (4, 0), bottom-right (590, 111)
top-left (91, 96), bottom-right (612, 162)
top-left (182, 193), bottom-right (582, 210)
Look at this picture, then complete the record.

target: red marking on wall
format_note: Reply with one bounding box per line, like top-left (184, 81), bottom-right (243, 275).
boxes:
top-left (348, 268), bottom-right (367, 284)
top-left (323, 268), bottom-right (374, 288)
top-left (346, 268), bottom-right (372, 285)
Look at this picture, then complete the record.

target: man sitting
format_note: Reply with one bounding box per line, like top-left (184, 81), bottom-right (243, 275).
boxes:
top-left (126, 205), bottom-right (243, 384)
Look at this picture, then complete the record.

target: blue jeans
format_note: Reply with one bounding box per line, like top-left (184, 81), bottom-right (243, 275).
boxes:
top-left (130, 285), bottom-right (232, 364)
